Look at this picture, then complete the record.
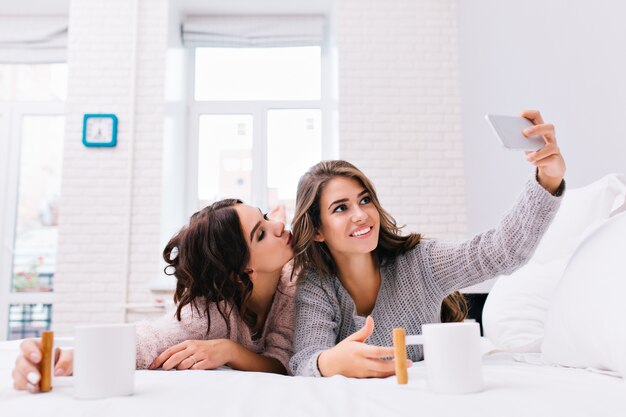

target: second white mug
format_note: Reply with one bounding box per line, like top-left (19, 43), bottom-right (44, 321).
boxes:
top-left (406, 322), bottom-right (483, 394)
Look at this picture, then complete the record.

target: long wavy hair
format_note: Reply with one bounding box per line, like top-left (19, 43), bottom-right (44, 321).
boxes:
top-left (291, 160), bottom-right (467, 323)
top-left (162, 199), bottom-right (258, 336)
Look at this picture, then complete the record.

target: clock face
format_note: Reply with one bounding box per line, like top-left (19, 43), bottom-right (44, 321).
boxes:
top-left (86, 117), bottom-right (113, 143)
top-left (83, 114), bottom-right (117, 147)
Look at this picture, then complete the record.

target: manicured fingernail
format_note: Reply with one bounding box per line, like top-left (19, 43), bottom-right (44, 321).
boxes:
top-left (27, 382), bottom-right (38, 393)
top-left (523, 128), bottom-right (533, 135)
top-left (29, 352), bottom-right (40, 362)
top-left (407, 361), bottom-right (413, 368)
top-left (27, 372), bottom-right (40, 384)
top-left (54, 368), bottom-right (65, 376)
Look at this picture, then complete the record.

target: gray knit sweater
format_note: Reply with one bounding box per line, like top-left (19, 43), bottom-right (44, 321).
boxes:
top-left (289, 178), bottom-right (563, 377)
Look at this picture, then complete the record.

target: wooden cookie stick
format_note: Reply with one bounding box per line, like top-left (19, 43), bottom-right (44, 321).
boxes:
top-left (393, 328), bottom-right (408, 384)
top-left (39, 331), bottom-right (54, 392)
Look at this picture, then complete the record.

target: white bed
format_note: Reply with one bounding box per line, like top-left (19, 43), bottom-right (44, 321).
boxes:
top-left (1, 340), bottom-right (624, 417)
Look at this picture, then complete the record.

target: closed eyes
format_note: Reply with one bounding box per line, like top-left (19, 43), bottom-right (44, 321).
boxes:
top-left (257, 212), bottom-right (271, 241)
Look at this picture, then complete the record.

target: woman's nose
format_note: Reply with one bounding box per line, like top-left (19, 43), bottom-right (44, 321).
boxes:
top-left (351, 205), bottom-right (367, 223)
top-left (272, 219), bottom-right (286, 235)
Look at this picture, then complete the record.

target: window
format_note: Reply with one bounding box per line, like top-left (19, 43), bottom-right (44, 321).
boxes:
top-left (189, 45), bottom-right (332, 222)
top-left (0, 63), bottom-right (67, 101)
top-left (195, 47), bottom-right (321, 101)
top-left (0, 64), bottom-right (66, 340)
top-left (11, 115), bottom-right (64, 294)
top-left (197, 114), bottom-right (254, 206)
top-left (267, 109), bottom-right (322, 213)
top-left (8, 304), bottom-right (52, 340)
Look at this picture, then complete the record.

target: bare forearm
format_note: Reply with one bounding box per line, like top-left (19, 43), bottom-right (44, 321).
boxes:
top-left (226, 342), bottom-right (286, 374)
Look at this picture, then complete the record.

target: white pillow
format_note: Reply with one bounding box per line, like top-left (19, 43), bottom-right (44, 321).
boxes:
top-left (532, 173), bottom-right (626, 264)
top-left (542, 212), bottom-right (626, 376)
top-left (482, 174), bottom-right (626, 352)
top-left (482, 259), bottom-right (568, 352)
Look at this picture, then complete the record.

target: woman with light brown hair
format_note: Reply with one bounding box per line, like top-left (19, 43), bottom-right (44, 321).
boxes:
top-left (289, 110), bottom-right (566, 378)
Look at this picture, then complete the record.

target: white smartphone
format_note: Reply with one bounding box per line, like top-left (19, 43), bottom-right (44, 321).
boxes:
top-left (485, 114), bottom-right (545, 151)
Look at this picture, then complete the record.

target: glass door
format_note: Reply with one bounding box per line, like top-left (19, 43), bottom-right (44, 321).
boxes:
top-left (0, 63), bottom-right (67, 340)
top-left (1, 112), bottom-right (65, 340)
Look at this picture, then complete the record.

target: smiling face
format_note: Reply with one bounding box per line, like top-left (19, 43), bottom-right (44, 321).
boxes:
top-left (234, 204), bottom-right (294, 278)
top-left (314, 176), bottom-right (380, 258)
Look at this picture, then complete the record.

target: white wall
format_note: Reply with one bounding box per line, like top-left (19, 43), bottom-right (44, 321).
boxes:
top-left (335, 0), bottom-right (467, 240)
top-left (458, 0), bottom-right (626, 236)
top-left (53, 0), bottom-right (168, 334)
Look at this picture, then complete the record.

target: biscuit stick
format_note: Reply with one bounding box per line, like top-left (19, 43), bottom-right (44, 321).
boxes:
top-left (393, 328), bottom-right (408, 384)
top-left (39, 331), bottom-right (54, 392)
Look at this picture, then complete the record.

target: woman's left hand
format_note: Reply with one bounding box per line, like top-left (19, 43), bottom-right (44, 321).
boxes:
top-left (520, 109), bottom-right (566, 194)
top-left (149, 339), bottom-right (234, 371)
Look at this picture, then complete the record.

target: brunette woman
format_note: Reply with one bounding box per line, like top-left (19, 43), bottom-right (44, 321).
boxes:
top-left (13, 200), bottom-right (295, 392)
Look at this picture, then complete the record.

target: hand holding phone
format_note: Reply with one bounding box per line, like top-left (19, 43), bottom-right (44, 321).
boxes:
top-left (485, 114), bottom-right (545, 151)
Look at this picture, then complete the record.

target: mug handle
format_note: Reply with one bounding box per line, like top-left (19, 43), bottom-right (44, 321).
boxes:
top-left (392, 328), bottom-right (425, 385)
top-left (39, 331), bottom-right (54, 392)
top-left (39, 333), bottom-right (74, 392)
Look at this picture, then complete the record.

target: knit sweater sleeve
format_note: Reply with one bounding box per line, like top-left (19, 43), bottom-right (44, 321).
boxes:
top-left (422, 178), bottom-right (563, 296)
top-left (134, 300), bottom-right (229, 369)
top-left (261, 266), bottom-right (297, 373)
top-left (289, 272), bottom-right (339, 377)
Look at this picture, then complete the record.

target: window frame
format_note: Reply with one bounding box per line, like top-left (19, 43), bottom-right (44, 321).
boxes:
top-left (185, 42), bottom-right (336, 217)
top-left (0, 101), bottom-right (64, 340)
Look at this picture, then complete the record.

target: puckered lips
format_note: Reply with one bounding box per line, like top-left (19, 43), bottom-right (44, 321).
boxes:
top-left (350, 225), bottom-right (374, 238)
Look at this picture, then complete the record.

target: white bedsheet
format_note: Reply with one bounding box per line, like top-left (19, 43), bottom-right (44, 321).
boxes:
top-left (1, 340), bottom-right (624, 416)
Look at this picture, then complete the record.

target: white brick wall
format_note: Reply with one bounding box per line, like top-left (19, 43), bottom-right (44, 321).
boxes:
top-left (53, 0), bottom-right (168, 335)
top-left (335, 0), bottom-right (467, 240)
top-left (51, 0), bottom-right (467, 333)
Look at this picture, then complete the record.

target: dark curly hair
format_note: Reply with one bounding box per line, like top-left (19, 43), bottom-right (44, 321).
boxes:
top-left (291, 160), bottom-right (467, 322)
top-left (162, 199), bottom-right (257, 336)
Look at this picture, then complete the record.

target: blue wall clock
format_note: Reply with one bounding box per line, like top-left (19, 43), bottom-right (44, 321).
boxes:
top-left (82, 114), bottom-right (118, 147)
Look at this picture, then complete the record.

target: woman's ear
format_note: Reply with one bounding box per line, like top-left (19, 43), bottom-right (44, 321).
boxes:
top-left (235, 269), bottom-right (257, 284)
top-left (313, 230), bottom-right (325, 243)
top-left (244, 268), bottom-right (258, 282)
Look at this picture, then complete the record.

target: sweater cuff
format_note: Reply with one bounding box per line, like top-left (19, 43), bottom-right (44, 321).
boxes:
top-left (535, 169), bottom-right (566, 197)
top-left (304, 350), bottom-right (324, 377)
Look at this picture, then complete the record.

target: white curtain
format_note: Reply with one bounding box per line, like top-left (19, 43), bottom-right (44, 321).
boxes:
top-left (0, 16), bottom-right (67, 63)
top-left (182, 15), bottom-right (325, 48)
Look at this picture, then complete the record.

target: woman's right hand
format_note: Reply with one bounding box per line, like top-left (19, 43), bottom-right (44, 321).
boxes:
top-left (12, 338), bottom-right (74, 393)
top-left (317, 316), bottom-right (409, 378)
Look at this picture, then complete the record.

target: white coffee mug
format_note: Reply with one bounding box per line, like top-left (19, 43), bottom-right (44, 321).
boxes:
top-left (406, 322), bottom-right (483, 394)
top-left (51, 324), bottom-right (136, 399)
top-left (74, 323), bottom-right (136, 399)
